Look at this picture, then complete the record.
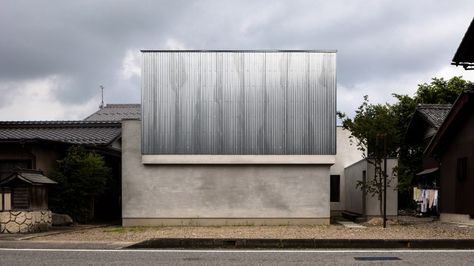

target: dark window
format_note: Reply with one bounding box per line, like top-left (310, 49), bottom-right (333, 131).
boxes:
top-left (457, 157), bottom-right (468, 181)
top-left (12, 186), bottom-right (29, 210)
top-left (330, 175), bottom-right (340, 202)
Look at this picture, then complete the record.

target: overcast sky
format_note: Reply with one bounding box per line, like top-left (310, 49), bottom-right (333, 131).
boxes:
top-left (0, 1), bottom-right (473, 121)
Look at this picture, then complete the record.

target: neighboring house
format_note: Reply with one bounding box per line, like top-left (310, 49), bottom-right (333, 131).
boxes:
top-left (0, 120), bottom-right (122, 175)
top-left (405, 106), bottom-right (451, 181)
top-left (0, 103), bottom-right (141, 222)
top-left (122, 50), bottom-right (337, 226)
top-left (424, 88), bottom-right (474, 223)
top-left (329, 127), bottom-right (364, 215)
top-left (405, 104), bottom-right (452, 151)
top-left (85, 104), bottom-right (141, 121)
top-left (421, 17), bottom-right (474, 224)
top-left (0, 120), bottom-right (123, 220)
top-left (452, 18), bottom-right (474, 70)
top-left (344, 158), bottom-right (398, 218)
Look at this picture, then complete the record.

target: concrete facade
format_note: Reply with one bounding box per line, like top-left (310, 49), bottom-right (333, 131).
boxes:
top-left (329, 127), bottom-right (364, 213)
top-left (344, 158), bottom-right (398, 217)
top-left (122, 120), bottom-right (333, 226)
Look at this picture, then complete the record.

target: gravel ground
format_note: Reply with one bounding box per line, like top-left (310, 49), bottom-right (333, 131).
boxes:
top-left (31, 221), bottom-right (474, 243)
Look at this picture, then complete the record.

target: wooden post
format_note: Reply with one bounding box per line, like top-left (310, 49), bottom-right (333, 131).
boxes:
top-left (383, 134), bottom-right (387, 228)
top-left (1, 187), bottom-right (3, 211)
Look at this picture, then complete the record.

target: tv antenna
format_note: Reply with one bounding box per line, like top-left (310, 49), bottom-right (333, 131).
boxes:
top-left (99, 85), bottom-right (105, 109)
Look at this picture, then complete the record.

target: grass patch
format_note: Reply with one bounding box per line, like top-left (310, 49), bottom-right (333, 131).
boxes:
top-left (103, 226), bottom-right (146, 233)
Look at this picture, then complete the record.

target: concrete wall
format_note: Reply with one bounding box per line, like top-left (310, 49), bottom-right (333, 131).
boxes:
top-left (344, 158), bottom-right (398, 217)
top-left (122, 120), bottom-right (333, 226)
top-left (330, 127), bottom-right (363, 212)
top-left (344, 159), bottom-right (366, 214)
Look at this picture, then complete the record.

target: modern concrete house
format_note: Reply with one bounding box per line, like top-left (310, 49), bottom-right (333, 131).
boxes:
top-left (122, 50), bottom-right (337, 226)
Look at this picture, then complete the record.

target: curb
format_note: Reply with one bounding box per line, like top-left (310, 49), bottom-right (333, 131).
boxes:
top-left (127, 238), bottom-right (474, 249)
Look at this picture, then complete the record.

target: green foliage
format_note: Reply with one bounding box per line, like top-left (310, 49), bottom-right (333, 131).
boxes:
top-left (49, 146), bottom-right (112, 223)
top-left (415, 77), bottom-right (468, 104)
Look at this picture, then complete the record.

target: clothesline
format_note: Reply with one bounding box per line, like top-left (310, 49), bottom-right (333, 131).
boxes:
top-left (413, 187), bottom-right (438, 213)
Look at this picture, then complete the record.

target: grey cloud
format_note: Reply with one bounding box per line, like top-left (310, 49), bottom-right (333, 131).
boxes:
top-left (0, 0), bottom-right (473, 118)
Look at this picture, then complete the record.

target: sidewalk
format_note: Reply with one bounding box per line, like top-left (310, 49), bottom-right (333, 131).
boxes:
top-left (0, 224), bottom-right (109, 241)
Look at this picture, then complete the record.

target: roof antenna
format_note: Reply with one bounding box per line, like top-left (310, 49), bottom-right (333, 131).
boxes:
top-left (99, 85), bottom-right (105, 109)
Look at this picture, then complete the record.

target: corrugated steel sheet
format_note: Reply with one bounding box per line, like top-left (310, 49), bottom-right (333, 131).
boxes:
top-left (141, 51), bottom-right (336, 155)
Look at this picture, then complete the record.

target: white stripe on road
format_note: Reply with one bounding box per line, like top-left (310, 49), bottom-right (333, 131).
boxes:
top-left (1, 248), bottom-right (474, 253)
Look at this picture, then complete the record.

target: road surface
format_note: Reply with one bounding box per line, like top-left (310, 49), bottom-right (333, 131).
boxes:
top-left (1, 248), bottom-right (473, 265)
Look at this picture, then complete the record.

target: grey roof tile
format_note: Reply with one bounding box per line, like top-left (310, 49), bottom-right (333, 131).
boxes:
top-left (19, 172), bottom-right (57, 184)
top-left (0, 121), bottom-right (121, 145)
top-left (416, 104), bottom-right (452, 129)
top-left (85, 104), bottom-right (141, 121)
top-left (0, 170), bottom-right (57, 185)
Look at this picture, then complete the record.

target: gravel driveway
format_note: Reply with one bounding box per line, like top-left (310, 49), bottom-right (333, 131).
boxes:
top-left (31, 220), bottom-right (474, 243)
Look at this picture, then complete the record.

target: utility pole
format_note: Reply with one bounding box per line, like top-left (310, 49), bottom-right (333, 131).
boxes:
top-left (99, 85), bottom-right (104, 109)
top-left (383, 133), bottom-right (387, 228)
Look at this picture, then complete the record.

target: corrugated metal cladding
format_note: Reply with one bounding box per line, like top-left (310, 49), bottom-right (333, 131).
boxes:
top-left (141, 51), bottom-right (336, 155)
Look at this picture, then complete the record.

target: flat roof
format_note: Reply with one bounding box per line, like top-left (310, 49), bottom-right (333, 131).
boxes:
top-left (141, 49), bottom-right (337, 53)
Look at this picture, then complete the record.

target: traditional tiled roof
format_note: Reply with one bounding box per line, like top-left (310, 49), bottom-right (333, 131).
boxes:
top-left (0, 170), bottom-right (57, 186)
top-left (84, 104), bottom-right (141, 121)
top-left (452, 18), bottom-right (474, 70)
top-left (416, 104), bottom-right (452, 129)
top-left (425, 88), bottom-right (474, 156)
top-left (0, 121), bottom-right (121, 145)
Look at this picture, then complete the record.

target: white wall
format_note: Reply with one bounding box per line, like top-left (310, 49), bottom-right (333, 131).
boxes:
top-left (330, 127), bottom-right (363, 212)
top-left (343, 159), bottom-right (366, 214)
top-left (344, 158), bottom-right (398, 217)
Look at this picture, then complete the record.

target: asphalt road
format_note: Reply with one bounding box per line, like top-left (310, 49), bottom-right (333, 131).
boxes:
top-left (1, 249), bottom-right (474, 265)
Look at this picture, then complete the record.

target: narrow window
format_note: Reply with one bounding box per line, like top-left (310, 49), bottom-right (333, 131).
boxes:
top-left (0, 188), bottom-right (12, 211)
top-left (330, 175), bottom-right (340, 202)
top-left (457, 157), bottom-right (468, 181)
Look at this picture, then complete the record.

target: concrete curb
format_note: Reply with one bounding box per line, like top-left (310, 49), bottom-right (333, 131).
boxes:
top-left (127, 238), bottom-right (474, 249)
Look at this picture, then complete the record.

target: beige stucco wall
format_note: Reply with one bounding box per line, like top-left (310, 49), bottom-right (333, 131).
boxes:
top-left (344, 158), bottom-right (398, 217)
top-left (122, 120), bottom-right (334, 226)
top-left (330, 127), bottom-right (363, 212)
top-left (0, 142), bottom-right (60, 176)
